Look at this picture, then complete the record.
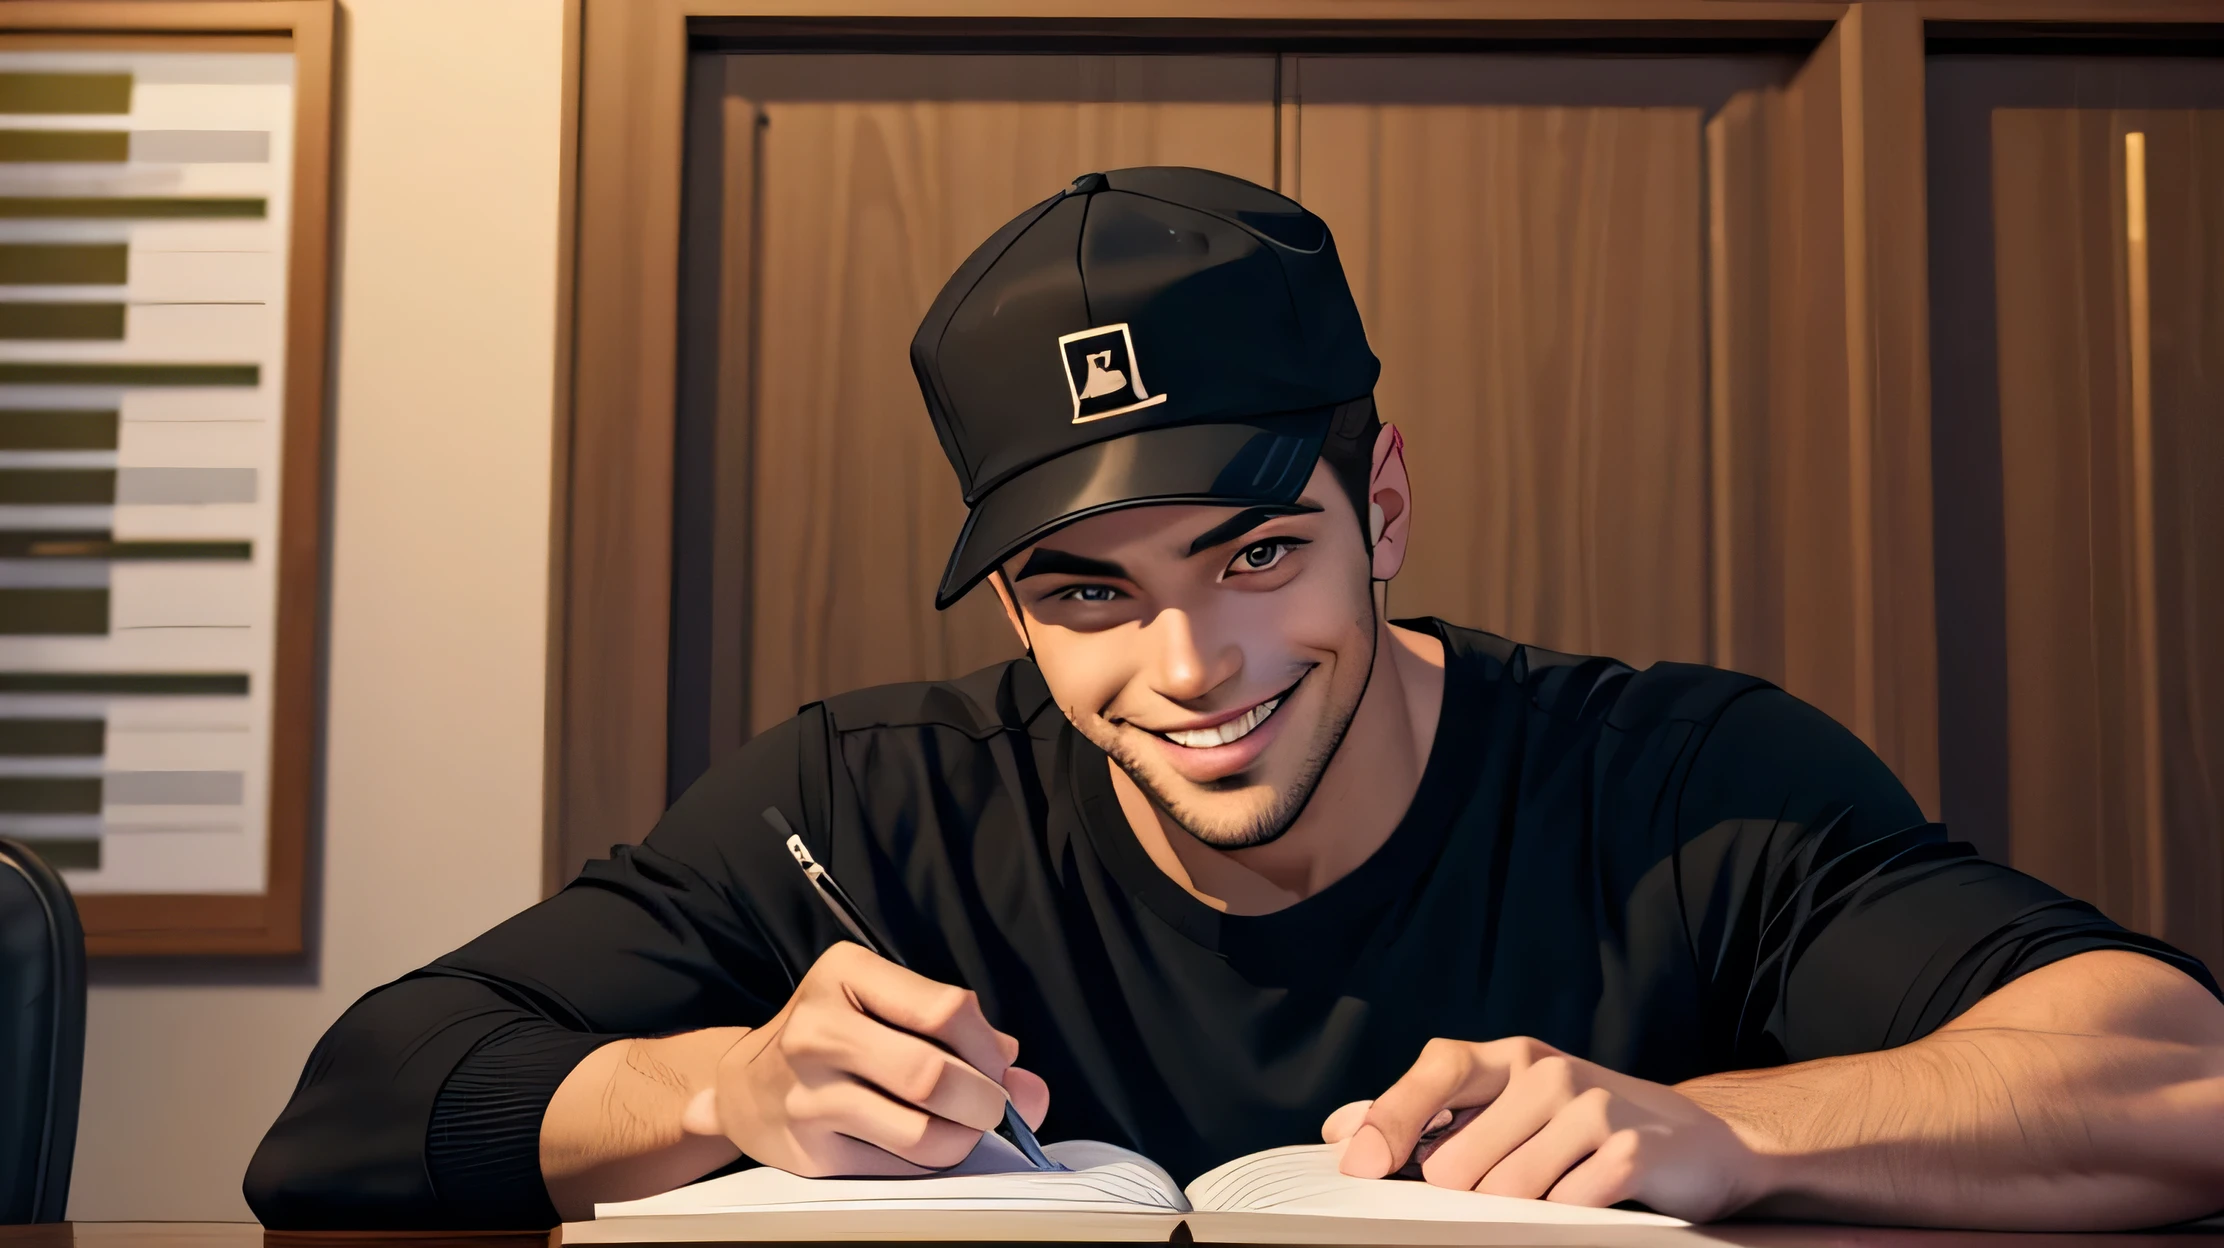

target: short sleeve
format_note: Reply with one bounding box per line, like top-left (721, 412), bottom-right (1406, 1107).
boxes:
top-left (1671, 687), bottom-right (2220, 1070)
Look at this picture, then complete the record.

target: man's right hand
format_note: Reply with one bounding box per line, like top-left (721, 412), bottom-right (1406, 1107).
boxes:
top-left (679, 942), bottom-right (1050, 1176)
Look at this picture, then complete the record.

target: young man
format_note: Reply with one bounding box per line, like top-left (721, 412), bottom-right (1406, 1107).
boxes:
top-left (247, 168), bottom-right (2224, 1231)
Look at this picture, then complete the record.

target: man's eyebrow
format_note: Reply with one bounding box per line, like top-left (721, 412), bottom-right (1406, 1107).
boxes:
top-left (1184, 503), bottom-right (1320, 558)
top-left (1012, 548), bottom-right (1131, 582)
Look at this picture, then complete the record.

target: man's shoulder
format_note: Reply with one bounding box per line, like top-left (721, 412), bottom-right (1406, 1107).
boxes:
top-left (809, 657), bottom-right (1062, 743)
top-left (1424, 618), bottom-right (1775, 738)
top-left (1429, 621), bottom-right (1795, 882)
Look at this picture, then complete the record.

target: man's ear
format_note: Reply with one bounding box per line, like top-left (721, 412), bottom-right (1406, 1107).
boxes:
top-left (1368, 424), bottom-right (1413, 582)
top-left (988, 570), bottom-right (1035, 656)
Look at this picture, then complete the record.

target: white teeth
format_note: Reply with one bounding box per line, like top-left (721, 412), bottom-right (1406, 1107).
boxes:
top-left (1162, 697), bottom-right (1282, 749)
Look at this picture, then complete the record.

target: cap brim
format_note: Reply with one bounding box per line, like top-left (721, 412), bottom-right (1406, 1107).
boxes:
top-left (935, 410), bottom-right (1333, 609)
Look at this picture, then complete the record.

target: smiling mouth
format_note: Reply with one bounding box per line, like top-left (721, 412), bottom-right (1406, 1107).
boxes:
top-left (1145, 680), bottom-right (1301, 750)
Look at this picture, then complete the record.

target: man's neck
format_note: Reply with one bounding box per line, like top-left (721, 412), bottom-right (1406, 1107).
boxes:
top-left (1109, 617), bottom-right (1449, 915)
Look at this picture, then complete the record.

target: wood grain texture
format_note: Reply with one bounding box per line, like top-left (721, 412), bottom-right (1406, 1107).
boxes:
top-left (1768, 27), bottom-right (1863, 773)
top-left (1836, 2), bottom-right (1942, 816)
top-left (734, 55), bottom-right (1275, 736)
top-left (1993, 108), bottom-right (2224, 970)
top-left (663, 55), bottom-right (745, 807)
top-left (1293, 59), bottom-right (1708, 672)
top-left (0, 3), bottom-right (325, 32)
top-left (2143, 110), bottom-right (2224, 975)
top-left (708, 74), bottom-right (762, 769)
top-left (1993, 107), bottom-right (2149, 937)
top-left (1706, 90), bottom-right (1783, 683)
top-left (0, 7), bottom-right (335, 956)
top-left (1275, 53), bottom-right (1299, 194)
top-left (1703, 11), bottom-right (1942, 817)
top-left (558, 0), bottom-right (690, 874)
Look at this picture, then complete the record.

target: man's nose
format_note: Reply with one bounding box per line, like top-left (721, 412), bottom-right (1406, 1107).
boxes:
top-left (1145, 609), bottom-right (1240, 704)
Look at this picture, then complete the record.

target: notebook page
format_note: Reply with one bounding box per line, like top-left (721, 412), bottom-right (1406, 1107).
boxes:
top-left (1185, 1144), bottom-right (1687, 1227)
top-left (594, 1137), bottom-right (1189, 1218)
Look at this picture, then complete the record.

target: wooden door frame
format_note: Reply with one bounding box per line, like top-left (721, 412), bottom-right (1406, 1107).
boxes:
top-left (550, 0), bottom-right (2224, 889)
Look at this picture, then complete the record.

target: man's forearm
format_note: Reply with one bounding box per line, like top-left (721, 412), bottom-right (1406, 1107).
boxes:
top-left (1681, 955), bottom-right (2224, 1230)
top-left (540, 1028), bottom-right (750, 1221)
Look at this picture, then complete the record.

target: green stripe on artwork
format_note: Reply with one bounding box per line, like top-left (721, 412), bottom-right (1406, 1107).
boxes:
top-left (0, 410), bottom-right (118, 450)
top-left (0, 244), bottom-right (128, 285)
top-left (0, 776), bottom-right (101, 814)
top-left (0, 303), bottom-right (124, 340)
top-left (0, 73), bottom-right (131, 115)
top-left (0, 718), bottom-right (103, 756)
top-left (14, 838), bottom-right (98, 870)
top-left (0, 672), bottom-right (247, 695)
top-left (0, 130), bottom-right (128, 162)
top-left (0, 197), bottom-right (264, 220)
top-left (0, 588), bottom-right (108, 635)
top-left (0, 531), bottom-right (250, 560)
top-left (106, 539), bottom-right (253, 560)
top-left (0, 363), bottom-right (256, 386)
top-left (0, 468), bottom-right (115, 504)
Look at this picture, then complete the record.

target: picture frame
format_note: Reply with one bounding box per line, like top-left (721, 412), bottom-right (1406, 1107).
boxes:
top-left (0, 1), bottom-right (332, 956)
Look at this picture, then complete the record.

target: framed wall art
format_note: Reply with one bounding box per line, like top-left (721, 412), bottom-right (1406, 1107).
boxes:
top-left (0, 1), bottom-right (332, 955)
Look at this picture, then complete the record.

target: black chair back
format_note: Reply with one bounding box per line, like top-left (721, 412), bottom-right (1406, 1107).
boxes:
top-left (0, 837), bottom-right (86, 1223)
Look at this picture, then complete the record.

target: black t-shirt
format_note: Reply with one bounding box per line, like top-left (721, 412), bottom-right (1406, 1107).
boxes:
top-left (243, 621), bottom-right (2217, 1228)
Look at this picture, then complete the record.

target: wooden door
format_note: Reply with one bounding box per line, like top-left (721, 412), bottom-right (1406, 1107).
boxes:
top-left (666, 37), bottom-right (1944, 835)
top-left (1288, 36), bottom-right (1939, 815)
top-left (1695, 15), bottom-right (1943, 819)
top-left (1991, 110), bottom-right (2224, 971)
top-left (1291, 59), bottom-right (1715, 671)
top-left (671, 54), bottom-right (1278, 778)
top-left (1929, 58), bottom-right (2224, 971)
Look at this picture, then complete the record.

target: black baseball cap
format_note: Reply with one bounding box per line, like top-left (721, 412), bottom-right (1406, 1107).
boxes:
top-left (911, 166), bottom-right (1380, 609)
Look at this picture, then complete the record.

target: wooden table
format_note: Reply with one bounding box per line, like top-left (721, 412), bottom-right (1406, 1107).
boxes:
top-left (4, 1222), bottom-right (2223, 1248)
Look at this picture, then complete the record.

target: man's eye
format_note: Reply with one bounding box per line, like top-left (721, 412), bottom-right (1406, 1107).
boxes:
top-left (1226, 538), bottom-right (1305, 577)
top-left (1058, 584), bottom-right (1121, 603)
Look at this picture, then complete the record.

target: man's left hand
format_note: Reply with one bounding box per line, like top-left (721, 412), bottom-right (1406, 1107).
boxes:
top-left (1322, 1036), bottom-right (1777, 1222)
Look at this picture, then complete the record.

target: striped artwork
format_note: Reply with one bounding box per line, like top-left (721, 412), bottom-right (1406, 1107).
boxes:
top-left (0, 49), bottom-right (292, 894)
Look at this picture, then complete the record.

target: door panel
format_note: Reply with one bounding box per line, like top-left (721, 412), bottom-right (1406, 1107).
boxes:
top-left (1988, 108), bottom-right (2224, 970)
top-left (1293, 70), bottom-right (1710, 670)
top-left (2149, 113), bottom-right (2224, 976)
top-left (710, 55), bottom-right (1277, 738)
top-left (1286, 43), bottom-right (1930, 778)
top-left (1701, 16), bottom-right (1943, 818)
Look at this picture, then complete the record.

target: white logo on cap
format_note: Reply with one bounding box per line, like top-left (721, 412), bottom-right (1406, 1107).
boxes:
top-left (1058, 323), bottom-right (1169, 424)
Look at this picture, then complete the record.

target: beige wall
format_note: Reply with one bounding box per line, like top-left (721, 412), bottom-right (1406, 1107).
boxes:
top-left (67, 0), bottom-right (572, 1220)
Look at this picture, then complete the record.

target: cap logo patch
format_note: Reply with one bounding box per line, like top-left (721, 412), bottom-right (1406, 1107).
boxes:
top-left (1058, 323), bottom-right (1168, 424)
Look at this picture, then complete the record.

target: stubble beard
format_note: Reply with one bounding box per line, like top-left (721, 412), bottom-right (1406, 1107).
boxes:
top-left (1101, 599), bottom-right (1381, 851)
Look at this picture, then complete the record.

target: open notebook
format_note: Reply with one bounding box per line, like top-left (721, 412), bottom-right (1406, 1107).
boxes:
top-left (565, 1138), bottom-right (1693, 1244)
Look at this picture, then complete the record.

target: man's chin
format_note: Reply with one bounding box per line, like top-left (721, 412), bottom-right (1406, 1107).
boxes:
top-left (1173, 812), bottom-right (1297, 851)
top-left (1122, 761), bottom-right (1308, 850)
